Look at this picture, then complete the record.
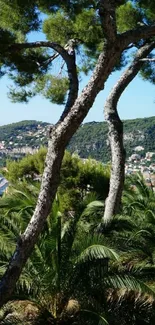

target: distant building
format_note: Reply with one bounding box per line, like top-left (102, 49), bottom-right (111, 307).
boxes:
top-left (129, 154), bottom-right (141, 161)
top-left (146, 152), bottom-right (155, 159)
top-left (134, 146), bottom-right (144, 152)
top-left (16, 135), bottom-right (23, 140)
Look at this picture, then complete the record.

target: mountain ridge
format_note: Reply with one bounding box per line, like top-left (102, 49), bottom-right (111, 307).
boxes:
top-left (0, 116), bottom-right (155, 163)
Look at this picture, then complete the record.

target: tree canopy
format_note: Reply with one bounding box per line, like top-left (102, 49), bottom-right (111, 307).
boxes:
top-left (3, 149), bottom-right (110, 201)
top-left (0, 0), bottom-right (155, 104)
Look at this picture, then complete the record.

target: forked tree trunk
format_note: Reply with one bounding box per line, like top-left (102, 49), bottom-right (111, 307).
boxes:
top-left (103, 41), bottom-right (155, 224)
top-left (0, 41), bottom-right (124, 307)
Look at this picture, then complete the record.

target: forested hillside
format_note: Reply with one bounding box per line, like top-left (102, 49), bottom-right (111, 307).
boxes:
top-left (1, 116), bottom-right (155, 162)
top-left (68, 117), bottom-right (155, 161)
top-left (0, 120), bottom-right (49, 147)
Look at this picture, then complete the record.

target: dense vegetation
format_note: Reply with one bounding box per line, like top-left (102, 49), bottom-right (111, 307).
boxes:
top-left (1, 154), bottom-right (155, 324)
top-left (1, 116), bottom-right (155, 164)
top-left (0, 120), bottom-right (48, 147)
top-left (2, 150), bottom-right (110, 200)
top-left (68, 117), bottom-right (155, 161)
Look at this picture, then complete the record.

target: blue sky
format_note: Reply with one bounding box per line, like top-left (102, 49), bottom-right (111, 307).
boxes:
top-left (1, 30), bottom-right (155, 126)
top-left (1, 69), bottom-right (155, 126)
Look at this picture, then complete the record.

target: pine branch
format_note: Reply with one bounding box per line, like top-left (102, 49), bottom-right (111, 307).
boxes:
top-left (9, 40), bottom-right (79, 119)
top-left (120, 24), bottom-right (155, 50)
top-left (140, 58), bottom-right (155, 62)
top-left (98, 0), bottom-right (117, 42)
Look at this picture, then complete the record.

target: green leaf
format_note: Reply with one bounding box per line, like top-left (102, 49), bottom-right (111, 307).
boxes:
top-left (76, 244), bottom-right (119, 264)
top-left (80, 309), bottom-right (109, 325)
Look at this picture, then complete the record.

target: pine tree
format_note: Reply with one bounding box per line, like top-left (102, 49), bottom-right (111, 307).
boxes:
top-left (0, 0), bottom-right (155, 306)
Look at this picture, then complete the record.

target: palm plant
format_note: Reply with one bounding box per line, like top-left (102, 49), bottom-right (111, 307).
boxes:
top-left (123, 173), bottom-right (155, 218)
top-left (0, 182), bottom-right (116, 324)
top-left (79, 192), bottom-right (155, 324)
top-left (1, 180), bottom-right (155, 324)
top-left (121, 174), bottom-right (155, 267)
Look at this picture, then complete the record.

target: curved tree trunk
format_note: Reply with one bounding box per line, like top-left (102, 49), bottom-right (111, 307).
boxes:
top-left (103, 41), bottom-right (155, 224)
top-left (0, 40), bottom-right (124, 307)
top-left (103, 109), bottom-right (125, 224)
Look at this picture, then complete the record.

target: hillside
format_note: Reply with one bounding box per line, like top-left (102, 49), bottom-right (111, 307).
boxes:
top-left (68, 117), bottom-right (155, 162)
top-left (0, 117), bottom-right (155, 164)
top-left (0, 120), bottom-right (49, 147)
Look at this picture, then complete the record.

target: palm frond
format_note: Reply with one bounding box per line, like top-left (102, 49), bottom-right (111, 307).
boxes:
top-left (82, 200), bottom-right (104, 218)
top-left (0, 230), bottom-right (15, 256)
top-left (76, 245), bottom-right (119, 264)
top-left (61, 219), bottom-right (71, 240)
top-left (80, 309), bottom-right (108, 325)
top-left (82, 192), bottom-right (100, 206)
top-left (105, 274), bottom-right (155, 299)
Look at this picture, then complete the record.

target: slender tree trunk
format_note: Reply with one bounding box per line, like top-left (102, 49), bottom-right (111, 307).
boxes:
top-left (103, 41), bottom-right (155, 224)
top-left (0, 41), bottom-right (124, 306)
top-left (103, 109), bottom-right (125, 224)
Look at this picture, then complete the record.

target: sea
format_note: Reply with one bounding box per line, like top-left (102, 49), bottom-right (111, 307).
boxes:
top-left (0, 175), bottom-right (8, 196)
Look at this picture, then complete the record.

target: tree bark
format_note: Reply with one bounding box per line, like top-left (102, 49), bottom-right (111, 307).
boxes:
top-left (103, 41), bottom-right (155, 225)
top-left (0, 40), bottom-right (124, 307)
top-left (103, 110), bottom-right (125, 224)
